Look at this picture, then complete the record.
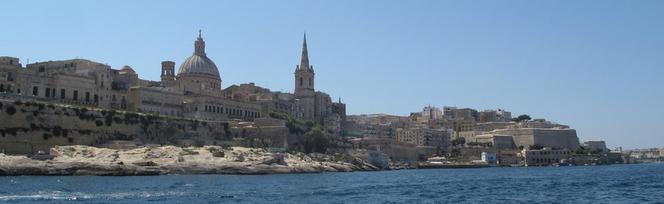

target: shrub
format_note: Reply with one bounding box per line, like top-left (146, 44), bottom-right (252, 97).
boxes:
top-left (303, 125), bottom-right (330, 154)
top-left (52, 126), bottom-right (63, 136)
top-left (5, 106), bottom-right (16, 115)
top-left (30, 123), bottom-right (39, 130)
top-left (105, 117), bottom-right (113, 126)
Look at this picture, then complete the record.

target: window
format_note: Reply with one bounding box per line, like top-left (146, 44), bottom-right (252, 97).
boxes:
top-left (45, 88), bottom-right (50, 97)
top-left (32, 86), bottom-right (39, 96)
top-left (52, 89), bottom-right (55, 98)
top-left (0, 84), bottom-right (4, 92)
top-left (308, 78), bottom-right (312, 86)
top-left (94, 94), bottom-right (98, 102)
top-left (73, 90), bottom-right (78, 100)
top-left (60, 89), bottom-right (66, 99)
top-left (299, 77), bottom-right (303, 86)
top-left (85, 92), bottom-right (90, 102)
top-left (39, 66), bottom-right (45, 72)
top-left (8, 60), bottom-right (12, 65)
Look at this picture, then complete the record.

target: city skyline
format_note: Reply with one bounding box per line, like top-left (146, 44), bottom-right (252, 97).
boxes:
top-left (1, 0), bottom-right (663, 149)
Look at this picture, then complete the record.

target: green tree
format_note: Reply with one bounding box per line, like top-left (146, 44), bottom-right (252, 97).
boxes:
top-left (512, 114), bottom-right (532, 122)
top-left (451, 137), bottom-right (466, 146)
top-left (5, 106), bottom-right (16, 115)
top-left (303, 125), bottom-right (330, 154)
top-left (450, 149), bottom-right (461, 158)
top-left (574, 146), bottom-right (586, 155)
top-left (529, 144), bottom-right (544, 150)
top-left (269, 111), bottom-right (310, 135)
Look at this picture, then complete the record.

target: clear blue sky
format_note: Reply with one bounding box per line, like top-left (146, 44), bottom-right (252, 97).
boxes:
top-left (1, 0), bottom-right (662, 149)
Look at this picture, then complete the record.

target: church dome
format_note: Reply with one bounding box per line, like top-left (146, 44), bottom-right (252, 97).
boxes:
top-left (177, 31), bottom-right (220, 78)
top-left (178, 55), bottom-right (219, 77)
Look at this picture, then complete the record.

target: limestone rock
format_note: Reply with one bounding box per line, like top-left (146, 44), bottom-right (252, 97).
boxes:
top-left (0, 145), bottom-right (379, 176)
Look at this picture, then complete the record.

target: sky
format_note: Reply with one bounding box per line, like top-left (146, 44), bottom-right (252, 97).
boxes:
top-left (1, 0), bottom-right (662, 149)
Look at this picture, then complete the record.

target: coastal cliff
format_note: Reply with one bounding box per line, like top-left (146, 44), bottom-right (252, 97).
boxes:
top-left (0, 145), bottom-right (379, 176)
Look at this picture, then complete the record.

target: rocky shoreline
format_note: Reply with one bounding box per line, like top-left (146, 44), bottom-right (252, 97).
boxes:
top-left (0, 145), bottom-right (380, 176)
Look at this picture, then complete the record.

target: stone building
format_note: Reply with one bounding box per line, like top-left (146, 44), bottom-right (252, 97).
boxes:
top-left (3, 32), bottom-right (344, 124)
top-left (1, 58), bottom-right (114, 108)
top-left (478, 109), bottom-right (512, 122)
top-left (396, 127), bottom-right (423, 145)
top-left (396, 127), bottom-right (451, 148)
top-left (293, 34), bottom-right (346, 129)
top-left (420, 106), bottom-right (443, 123)
top-left (582, 140), bottom-right (609, 153)
top-left (473, 134), bottom-right (517, 149)
top-left (521, 147), bottom-right (572, 166)
top-left (490, 128), bottom-right (580, 150)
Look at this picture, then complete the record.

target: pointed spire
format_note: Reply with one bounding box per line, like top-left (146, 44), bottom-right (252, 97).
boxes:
top-left (299, 32), bottom-right (310, 70)
top-left (198, 29), bottom-right (202, 39)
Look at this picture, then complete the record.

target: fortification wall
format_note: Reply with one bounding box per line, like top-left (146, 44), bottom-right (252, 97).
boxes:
top-left (0, 99), bottom-right (289, 154)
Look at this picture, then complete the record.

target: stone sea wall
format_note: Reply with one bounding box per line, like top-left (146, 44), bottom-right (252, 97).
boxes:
top-left (0, 99), bottom-right (288, 155)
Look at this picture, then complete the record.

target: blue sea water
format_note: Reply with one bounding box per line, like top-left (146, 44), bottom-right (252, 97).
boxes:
top-left (1, 163), bottom-right (663, 203)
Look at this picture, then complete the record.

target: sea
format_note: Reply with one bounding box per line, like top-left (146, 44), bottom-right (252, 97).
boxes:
top-left (1, 163), bottom-right (663, 203)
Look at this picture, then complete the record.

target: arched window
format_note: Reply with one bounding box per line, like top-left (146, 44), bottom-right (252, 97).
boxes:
top-left (308, 78), bottom-right (312, 86)
top-left (299, 77), bottom-right (303, 86)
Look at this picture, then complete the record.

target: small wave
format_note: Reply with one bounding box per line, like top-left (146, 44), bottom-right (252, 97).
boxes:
top-left (0, 190), bottom-right (187, 202)
top-left (0, 191), bottom-right (92, 201)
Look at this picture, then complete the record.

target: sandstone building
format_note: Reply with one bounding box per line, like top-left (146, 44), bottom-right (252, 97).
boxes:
top-left (0, 32), bottom-right (345, 131)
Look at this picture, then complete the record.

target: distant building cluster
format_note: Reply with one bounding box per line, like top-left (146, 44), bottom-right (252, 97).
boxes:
top-left (344, 105), bottom-right (623, 166)
top-left (0, 32), bottom-right (345, 133)
top-left (625, 148), bottom-right (664, 162)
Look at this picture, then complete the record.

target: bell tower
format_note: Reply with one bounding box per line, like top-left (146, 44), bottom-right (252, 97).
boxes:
top-left (161, 61), bottom-right (175, 82)
top-left (295, 33), bottom-right (315, 98)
